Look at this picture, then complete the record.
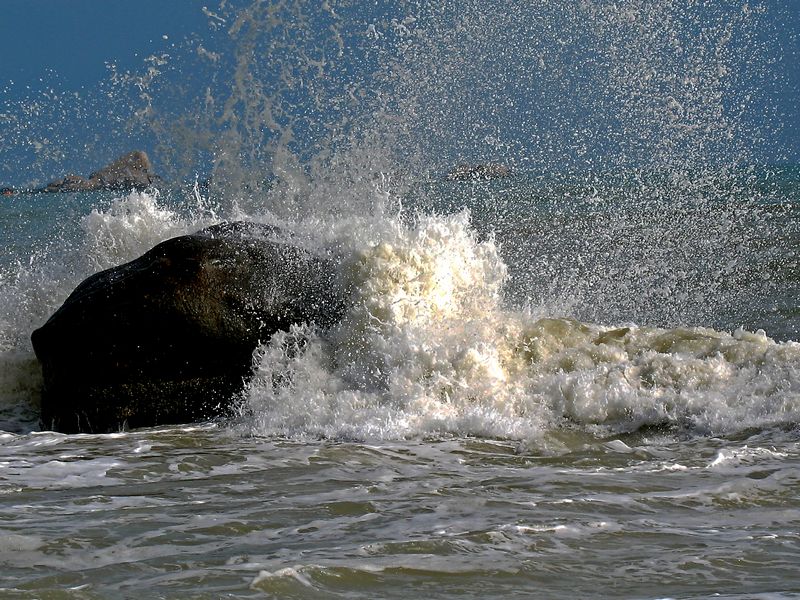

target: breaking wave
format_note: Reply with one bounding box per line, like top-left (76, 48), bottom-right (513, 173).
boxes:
top-left (244, 209), bottom-right (800, 441)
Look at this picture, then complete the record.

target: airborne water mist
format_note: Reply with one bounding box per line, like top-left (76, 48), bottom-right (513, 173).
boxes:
top-left (122, 0), bottom-right (791, 327)
top-left (0, 1), bottom-right (797, 438)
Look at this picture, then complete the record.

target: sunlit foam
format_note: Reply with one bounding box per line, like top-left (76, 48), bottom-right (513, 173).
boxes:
top-left (0, 2), bottom-right (795, 438)
top-left (244, 209), bottom-right (800, 441)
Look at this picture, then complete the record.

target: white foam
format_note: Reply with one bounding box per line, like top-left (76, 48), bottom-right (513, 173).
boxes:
top-left (13, 457), bottom-right (122, 489)
top-left (0, 534), bottom-right (43, 553)
top-left (708, 446), bottom-right (789, 469)
top-left (78, 190), bottom-right (213, 271)
top-left (245, 209), bottom-right (800, 441)
top-left (251, 567), bottom-right (315, 589)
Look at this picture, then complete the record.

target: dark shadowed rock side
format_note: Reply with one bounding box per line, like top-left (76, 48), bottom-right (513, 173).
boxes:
top-left (40, 151), bottom-right (162, 193)
top-left (31, 222), bottom-right (346, 433)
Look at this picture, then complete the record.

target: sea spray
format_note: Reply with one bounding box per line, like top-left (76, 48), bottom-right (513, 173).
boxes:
top-left (78, 191), bottom-right (218, 271)
top-left (245, 208), bottom-right (800, 441)
top-left (3, 1), bottom-right (786, 331)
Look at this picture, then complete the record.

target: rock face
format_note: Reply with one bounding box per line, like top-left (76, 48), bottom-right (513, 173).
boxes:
top-left (42, 174), bottom-right (97, 193)
top-left (446, 163), bottom-right (511, 181)
top-left (31, 222), bottom-right (346, 433)
top-left (89, 150), bottom-right (161, 190)
top-left (40, 151), bottom-right (161, 193)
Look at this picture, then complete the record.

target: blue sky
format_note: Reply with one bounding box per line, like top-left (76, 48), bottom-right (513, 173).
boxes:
top-left (1, 1), bottom-right (798, 187)
top-left (0, 1), bottom-right (215, 185)
top-left (0, 1), bottom-right (207, 90)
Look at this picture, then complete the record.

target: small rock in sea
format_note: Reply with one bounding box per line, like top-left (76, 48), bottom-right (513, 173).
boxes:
top-left (39, 150), bottom-right (163, 193)
top-left (42, 174), bottom-right (97, 193)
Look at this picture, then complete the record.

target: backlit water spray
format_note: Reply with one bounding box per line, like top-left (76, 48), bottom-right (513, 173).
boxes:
top-left (0, 1), bottom-right (797, 439)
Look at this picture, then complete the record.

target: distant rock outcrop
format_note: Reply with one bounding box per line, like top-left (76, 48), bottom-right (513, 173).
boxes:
top-left (40, 151), bottom-right (162, 193)
top-left (446, 163), bottom-right (511, 181)
top-left (31, 222), bottom-right (347, 433)
top-left (41, 174), bottom-right (97, 193)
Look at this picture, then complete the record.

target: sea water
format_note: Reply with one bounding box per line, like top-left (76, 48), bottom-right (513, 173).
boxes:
top-left (1, 175), bottom-right (798, 598)
top-left (1, 1), bottom-right (800, 597)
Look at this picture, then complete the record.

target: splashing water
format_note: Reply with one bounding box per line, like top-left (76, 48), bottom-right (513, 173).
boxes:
top-left (117, 0), bottom-right (792, 328)
top-left (243, 209), bottom-right (800, 441)
top-left (0, 1), bottom-right (797, 440)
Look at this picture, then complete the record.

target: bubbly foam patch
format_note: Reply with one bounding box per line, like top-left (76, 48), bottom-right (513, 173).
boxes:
top-left (245, 211), bottom-right (800, 441)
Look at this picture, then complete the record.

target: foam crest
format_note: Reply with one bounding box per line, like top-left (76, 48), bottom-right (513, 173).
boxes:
top-left (246, 211), bottom-right (539, 439)
top-left (245, 211), bottom-right (800, 441)
top-left (519, 321), bottom-right (800, 434)
top-left (78, 191), bottom-right (211, 271)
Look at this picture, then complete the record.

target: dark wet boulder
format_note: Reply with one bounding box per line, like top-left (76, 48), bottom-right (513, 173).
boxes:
top-left (31, 222), bottom-right (346, 433)
top-left (39, 151), bottom-right (162, 193)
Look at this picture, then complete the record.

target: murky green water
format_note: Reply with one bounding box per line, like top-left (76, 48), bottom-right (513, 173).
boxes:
top-left (2, 426), bottom-right (799, 598)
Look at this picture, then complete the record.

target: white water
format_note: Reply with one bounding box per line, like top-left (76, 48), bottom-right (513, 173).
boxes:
top-left (3, 189), bottom-right (797, 441)
top-left (244, 206), bottom-right (800, 441)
